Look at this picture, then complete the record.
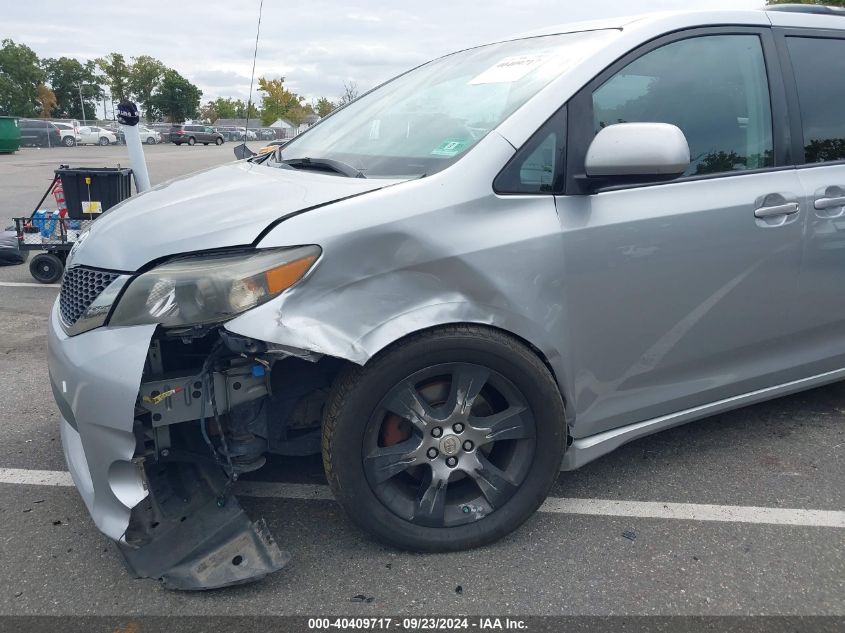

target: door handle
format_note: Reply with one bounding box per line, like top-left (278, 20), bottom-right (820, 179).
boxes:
top-left (754, 202), bottom-right (799, 219)
top-left (814, 196), bottom-right (845, 210)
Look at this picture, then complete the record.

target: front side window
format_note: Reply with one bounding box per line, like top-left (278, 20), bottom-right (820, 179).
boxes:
top-left (495, 107), bottom-right (566, 194)
top-left (592, 35), bottom-right (774, 176)
top-left (786, 37), bottom-right (845, 164)
top-left (274, 30), bottom-right (613, 178)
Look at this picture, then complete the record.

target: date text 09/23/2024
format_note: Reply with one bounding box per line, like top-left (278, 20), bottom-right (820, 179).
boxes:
top-left (307, 618), bottom-right (528, 630)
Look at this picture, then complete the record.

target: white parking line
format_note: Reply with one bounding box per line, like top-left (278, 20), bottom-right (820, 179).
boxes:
top-left (0, 468), bottom-right (71, 486)
top-left (539, 497), bottom-right (845, 528)
top-left (0, 281), bottom-right (60, 288)
top-left (1, 467), bottom-right (843, 528)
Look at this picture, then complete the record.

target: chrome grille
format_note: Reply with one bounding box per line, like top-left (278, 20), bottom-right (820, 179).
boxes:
top-left (59, 267), bottom-right (121, 326)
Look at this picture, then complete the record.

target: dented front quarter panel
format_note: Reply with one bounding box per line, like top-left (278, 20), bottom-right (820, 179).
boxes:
top-left (225, 132), bottom-right (575, 418)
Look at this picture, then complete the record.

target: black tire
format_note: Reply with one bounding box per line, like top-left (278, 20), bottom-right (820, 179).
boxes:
top-left (98, 136), bottom-right (109, 146)
top-left (215, 137), bottom-right (223, 146)
top-left (29, 253), bottom-right (64, 284)
top-left (146, 137), bottom-right (156, 145)
top-left (62, 136), bottom-right (75, 147)
top-left (187, 136), bottom-right (196, 146)
top-left (322, 325), bottom-right (566, 552)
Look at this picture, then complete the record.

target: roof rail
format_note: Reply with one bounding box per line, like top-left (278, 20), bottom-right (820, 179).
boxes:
top-left (765, 4), bottom-right (845, 16)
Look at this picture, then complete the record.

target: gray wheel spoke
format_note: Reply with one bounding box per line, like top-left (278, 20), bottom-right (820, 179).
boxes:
top-left (470, 405), bottom-right (533, 445)
top-left (470, 453), bottom-right (518, 509)
top-left (384, 382), bottom-right (433, 432)
top-left (414, 471), bottom-right (449, 525)
top-left (364, 438), bottom-right (422, 484)
top-left (444, 364), bottom-right (490, 418)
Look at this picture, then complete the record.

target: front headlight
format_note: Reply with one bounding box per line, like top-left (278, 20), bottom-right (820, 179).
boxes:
top-left (109, 246), bottom-right (320, 327)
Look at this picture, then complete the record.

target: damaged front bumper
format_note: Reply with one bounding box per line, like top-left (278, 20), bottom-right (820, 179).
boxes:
top-left (48, 301), bottom-right (290, 589)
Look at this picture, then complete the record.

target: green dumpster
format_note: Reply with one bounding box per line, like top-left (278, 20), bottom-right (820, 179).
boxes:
top-left (0, 117), bottom-right (21, 154)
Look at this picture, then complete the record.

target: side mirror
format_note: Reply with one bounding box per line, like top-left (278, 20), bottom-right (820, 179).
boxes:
top-left (584, 122), bottom-right (690, 180)
top-left (233, 143), bottom-right (255, 160)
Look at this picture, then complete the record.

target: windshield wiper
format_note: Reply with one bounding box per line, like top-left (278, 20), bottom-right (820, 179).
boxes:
top-left (280, 157), bottom-right (366, 178)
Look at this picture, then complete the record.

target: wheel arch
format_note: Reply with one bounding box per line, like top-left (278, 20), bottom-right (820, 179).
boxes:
top-left (368, 318), bottom-right (561, 384)
top-left (361, 315), bottom-right (572, 426)
top-left (227, 301), bottom-right (574, 425)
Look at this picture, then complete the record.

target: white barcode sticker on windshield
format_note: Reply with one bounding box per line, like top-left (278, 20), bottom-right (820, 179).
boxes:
top-left (470, 55), bottom-right (546, 85)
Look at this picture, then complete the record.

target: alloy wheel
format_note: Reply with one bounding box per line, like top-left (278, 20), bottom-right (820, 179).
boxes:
top-left (362, 362), bottom-right (536, 528)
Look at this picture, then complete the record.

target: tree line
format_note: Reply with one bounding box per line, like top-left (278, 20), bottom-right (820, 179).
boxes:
top-left (0, 39), bottom-right (356, 125)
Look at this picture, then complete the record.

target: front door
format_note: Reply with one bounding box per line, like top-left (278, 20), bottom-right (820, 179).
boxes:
top-left (556, 30), bottom-right (806, 437)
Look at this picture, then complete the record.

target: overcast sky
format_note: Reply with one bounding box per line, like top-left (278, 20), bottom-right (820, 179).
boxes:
top-left (4, 0), bottom-right (762, 105)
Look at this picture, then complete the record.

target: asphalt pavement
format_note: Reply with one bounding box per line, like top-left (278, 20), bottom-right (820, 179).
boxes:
top-left (0, 145), bottom-right (842, 622)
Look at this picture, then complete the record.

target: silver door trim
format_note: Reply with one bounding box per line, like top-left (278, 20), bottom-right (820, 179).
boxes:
top-left (561, 365), bottom-right (845, 470)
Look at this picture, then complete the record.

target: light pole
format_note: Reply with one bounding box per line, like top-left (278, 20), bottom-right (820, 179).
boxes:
top-left (77, 83), bottom-right (87, 123)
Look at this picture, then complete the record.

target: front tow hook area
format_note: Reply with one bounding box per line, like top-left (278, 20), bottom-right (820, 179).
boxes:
top-left (118, 459), bottom-right (289, 590)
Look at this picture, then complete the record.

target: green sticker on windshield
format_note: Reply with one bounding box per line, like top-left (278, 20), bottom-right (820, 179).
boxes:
top-left (431, 138), bottom-right (469, 157)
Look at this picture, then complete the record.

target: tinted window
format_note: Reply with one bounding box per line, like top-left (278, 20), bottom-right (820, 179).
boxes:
top-left (786, 37), bottom-right (845, 164)
top-left (592, 35), bottom-right (774, 176)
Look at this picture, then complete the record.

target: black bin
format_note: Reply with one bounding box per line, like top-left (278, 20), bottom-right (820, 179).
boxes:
top-left (57, 167), bottom-right (133, 220)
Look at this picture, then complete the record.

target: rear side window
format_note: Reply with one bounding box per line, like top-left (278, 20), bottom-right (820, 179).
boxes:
top-left (785, 37), bottom-right (845, 164)
top-left (592, 35), bottom-right (774, 176)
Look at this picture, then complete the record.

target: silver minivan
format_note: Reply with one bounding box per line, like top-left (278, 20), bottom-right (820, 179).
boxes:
top-left (48, 6), bottom-right (845, 589)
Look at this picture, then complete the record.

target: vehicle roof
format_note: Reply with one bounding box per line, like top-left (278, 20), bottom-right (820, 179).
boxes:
top-left (492, 7), bottom-right (844, 149)
top-left (513, 8), bottom-right (844, 40)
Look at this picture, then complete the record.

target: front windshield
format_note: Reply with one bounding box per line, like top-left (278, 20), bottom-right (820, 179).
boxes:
top-left (272, 30), bottom-right (612, 178)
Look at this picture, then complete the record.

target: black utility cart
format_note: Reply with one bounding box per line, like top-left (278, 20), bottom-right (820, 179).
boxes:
top-left (14, 166), bottom-right (133, 283)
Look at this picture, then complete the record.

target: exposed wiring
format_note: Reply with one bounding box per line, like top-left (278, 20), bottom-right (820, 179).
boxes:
top-left (208, 368), bottom-right (237, 482)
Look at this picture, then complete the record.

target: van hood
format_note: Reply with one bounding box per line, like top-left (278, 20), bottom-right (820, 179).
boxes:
top-left (71, 161), bottom-right (401, 271)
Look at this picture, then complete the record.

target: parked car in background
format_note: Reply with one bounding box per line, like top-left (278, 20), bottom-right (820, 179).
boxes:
top-left (104, 125), bottom-right (125, 145)
top-left (149, 124), bottom-right (171, 143)
top-left (52, 122), bottom-right (82, 147)
top-left (78, 126), bottom-right (117, 146)
top-left (212, 126), bottom-right (238, 142)
top-left (170, 124), bottom-right (225, 146)
top-left (18, 119), bottom-right (62, 147)
top-left (219, 126), bottom-right (248, 141)
top-left (257, 128), bottom-right (276, 140)
top-left (137, 126), bottom-right (160, 144)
